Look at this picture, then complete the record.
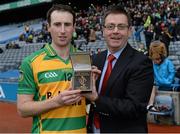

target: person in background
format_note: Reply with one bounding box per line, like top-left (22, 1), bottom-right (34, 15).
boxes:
top-left (149, 40), bottom-right (175, 90)
top-left (137, 43), bottom-right (148, 55)
top-left (84, 5), bottom-right (154, 133)
top-left (89, 27), bottom-right (96, 42)
top-left (147, 40), bottom-right (175, 111)
top-left (160, 24), bottom-right (173, 56)
top-left (84, 25), bottom-right (90, 45)
top-left (96, 48), bottom-right (101, 55)
top-left (17, 4), bottom-right (99, 133)
top-left (144, 24), bottom-right (154, 52)
top-left (154, 21), bottom-right (162, 40)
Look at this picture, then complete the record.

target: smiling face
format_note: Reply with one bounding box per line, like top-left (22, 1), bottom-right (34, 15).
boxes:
top-left (47, 10), bottom-right (75, 48)
top-left (103, 13), bottom-right (132, 53)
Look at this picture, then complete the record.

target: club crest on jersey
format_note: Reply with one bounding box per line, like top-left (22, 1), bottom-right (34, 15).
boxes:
top-left (44, 72), bottom-right (58, 78)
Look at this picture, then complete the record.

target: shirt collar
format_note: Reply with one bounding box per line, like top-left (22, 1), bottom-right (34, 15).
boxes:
top-left (107, 44), bottom-right (126, 59)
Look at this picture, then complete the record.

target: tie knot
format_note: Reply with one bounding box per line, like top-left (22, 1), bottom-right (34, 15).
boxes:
top-left (108, 54), bottom-right (116, 63)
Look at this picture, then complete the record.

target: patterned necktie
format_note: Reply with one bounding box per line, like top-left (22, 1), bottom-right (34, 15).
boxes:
top-left (94, 54), bottom-right (116, 129)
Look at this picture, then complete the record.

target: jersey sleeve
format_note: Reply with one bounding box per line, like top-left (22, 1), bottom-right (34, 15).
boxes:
top-left (18, 58), bottom-right (36, 94)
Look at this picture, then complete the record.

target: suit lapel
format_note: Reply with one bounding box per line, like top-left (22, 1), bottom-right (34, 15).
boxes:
top-left (105, 44), bottom-right (134, 95)
top-left (93, 50), bottom-right (107, 92)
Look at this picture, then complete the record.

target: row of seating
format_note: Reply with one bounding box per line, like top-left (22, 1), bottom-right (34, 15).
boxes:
top-left (0, 42), bottom-right (44, 72)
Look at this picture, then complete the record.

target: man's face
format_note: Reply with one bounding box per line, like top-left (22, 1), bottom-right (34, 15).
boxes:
top-left (48, 11), bottom-right (75, 47)
top-left (103, 13), bottom-right (132, 52)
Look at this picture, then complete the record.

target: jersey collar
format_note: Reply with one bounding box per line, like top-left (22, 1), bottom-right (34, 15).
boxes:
top-left (44, 43), bottom-right (57, 57)
top-left (44, 43), bottom-right (77, 57)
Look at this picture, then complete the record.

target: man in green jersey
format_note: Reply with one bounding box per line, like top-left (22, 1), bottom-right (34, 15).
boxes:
top-left (17, 4), bottom-right (99, 133)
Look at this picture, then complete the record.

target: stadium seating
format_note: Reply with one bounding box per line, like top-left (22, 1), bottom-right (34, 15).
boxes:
top-left (149, 95), bottom-right (175, 125)
top-left (0, 19), bottom-right (42, 44)
top-left (0, 42), bottom-right (44, 73)
top-left (169, 41), bottom-right (180, 69)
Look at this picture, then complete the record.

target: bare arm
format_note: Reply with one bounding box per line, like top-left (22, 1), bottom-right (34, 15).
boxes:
top-left (17, 89), bottom-right (82, 117)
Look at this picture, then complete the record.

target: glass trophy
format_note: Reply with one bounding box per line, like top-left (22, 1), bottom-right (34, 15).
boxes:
top-left (70, 52), bottom-right (92, 92)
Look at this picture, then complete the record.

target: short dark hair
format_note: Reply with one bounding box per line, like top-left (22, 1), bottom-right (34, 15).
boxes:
top-left (46, 4), bottom-right (76, 26)
top-left (103, 5), bottom-right (132, 26)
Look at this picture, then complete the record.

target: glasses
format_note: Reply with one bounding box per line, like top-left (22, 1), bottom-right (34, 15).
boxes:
top-left (104, 24), bottom-right (129, 30)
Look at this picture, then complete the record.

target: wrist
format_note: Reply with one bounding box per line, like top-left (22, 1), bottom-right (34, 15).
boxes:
top-left (52, 95), bottom-right (63, 108)
top-left (91, 94), bottom-right (98, 104)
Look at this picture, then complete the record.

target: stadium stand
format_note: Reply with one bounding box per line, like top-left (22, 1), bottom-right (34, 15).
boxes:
top-left (0, 20), bottom-right (42, 44)
top-left (169, 41), bottom-right (180, 69)
top-left (0, 42), bottom-right (44, 73)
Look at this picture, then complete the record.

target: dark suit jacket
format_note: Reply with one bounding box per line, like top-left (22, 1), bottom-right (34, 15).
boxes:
top-left (87, 43), bottom-right (154, 133)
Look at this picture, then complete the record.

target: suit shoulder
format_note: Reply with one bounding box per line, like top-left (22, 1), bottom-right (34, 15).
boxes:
top-left (133, 48), bottom-right (150, 60)
top-left (130, 48), bottom-right (152, 67)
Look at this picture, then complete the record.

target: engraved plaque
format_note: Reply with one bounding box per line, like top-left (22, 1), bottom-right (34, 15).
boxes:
top-left (70, 52), bottom-right (92, 92)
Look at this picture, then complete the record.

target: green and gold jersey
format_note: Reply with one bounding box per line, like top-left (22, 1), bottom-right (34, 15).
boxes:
top-left (18, 44), bottom-right (86, 133)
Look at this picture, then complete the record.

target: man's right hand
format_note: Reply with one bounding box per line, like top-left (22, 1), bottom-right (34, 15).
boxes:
top-left (53, 88), bottom-right (82, 107)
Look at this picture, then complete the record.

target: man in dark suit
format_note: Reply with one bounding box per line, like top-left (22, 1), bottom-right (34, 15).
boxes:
top-left (84, 5), bottom-right (154, 133)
